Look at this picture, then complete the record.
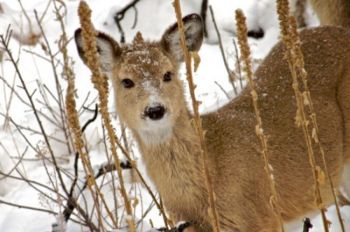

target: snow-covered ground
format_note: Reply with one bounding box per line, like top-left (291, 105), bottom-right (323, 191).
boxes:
top-left (0, 0), bottom-right (349, 231)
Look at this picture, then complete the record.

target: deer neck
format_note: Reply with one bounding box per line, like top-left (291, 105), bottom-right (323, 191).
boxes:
top-left (133, 109), bottom-right (208, 201)
top-left (135, 109), bottom-right (203, 173)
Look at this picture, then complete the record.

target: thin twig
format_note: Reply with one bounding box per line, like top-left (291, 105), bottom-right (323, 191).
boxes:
top-left (0, 170), bottom-right (65, 200)
top-left (100, 123), bottom-right (120, 226)
top-left (209, 6), bottom-right (238, 95)
top-left (34, 10), bottom-right (73, 160)
top-left (0, 198), bottom-right (58, 215)
top-left (113, 0), bottom-right (141, 43)
top-left (81, 104), bottom-right (98, 132)
top-left (0, 34), bottom-right (69, 196)
top-left (17, 0), bottom-right (34, 36)
top-left (63, 162), bottom-right (117, 223)
top-left (22, 48), bottom-right (54, 63)
top-left (2, 27), bottom-right (16, 130)
top-left (200, 0), bottom-right (208, 37)
top-left (0, 77), bottom-right (62, 129)
top-left (0, 146), bottom-right (28, 181)
top-left (38, 0), bottom-right (53, 24)
top-left (214, 81), bottom-right (230, 100)
top-left (303, 218), bottom-right (313, 232)
top-left (2, 30), bottom-right (17, 130)
top-left (36, 80), bottom-right (61, 124)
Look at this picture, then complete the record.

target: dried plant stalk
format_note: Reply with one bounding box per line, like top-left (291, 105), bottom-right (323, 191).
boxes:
top-left (277, 1), bottom-right (327, 229)
top-left (56, 1), bottom-right (117, 229)
top-left (276, 0), bottom-right (345, 231)
top-left (235, 9), bottom-right (285, 232)
top-left (173, 1), bottom-right (221, 231)
top-left (77, 1), bottom-right (136, 231)
top-left (288, 15), bottom-right (345, 232)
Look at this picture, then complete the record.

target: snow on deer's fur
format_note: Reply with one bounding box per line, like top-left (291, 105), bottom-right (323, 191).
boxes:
top-left (75, 12), bottom-right (350, 232)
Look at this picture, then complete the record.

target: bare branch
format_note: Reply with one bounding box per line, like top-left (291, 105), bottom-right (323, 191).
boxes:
top-left (200, 0), bottom-right (208, 37)
top-left (0, 198), bottom-right (58, 215)
top-left (1, 33), bottom-right (69, 196)
top-left (209, 6), bottom-right (238, 95)
top-left (303, 218), bottom-right (313, 232)
top-left (34, 10), bottom-right (73, 155)
top-left (113, 0), bottom-right (141, 43)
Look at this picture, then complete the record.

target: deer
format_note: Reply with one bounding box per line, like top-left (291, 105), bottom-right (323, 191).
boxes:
top-left (74, 8), bottom-right (350, 232)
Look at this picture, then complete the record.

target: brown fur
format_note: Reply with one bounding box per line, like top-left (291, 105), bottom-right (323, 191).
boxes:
top-left (75, 14), bottom-right (350, 232)
top-left (203, 26), bottom-right (350, 231)
top-left (310, 0), bottom-right (350, 207)
top-left (310, 0), bottom-right (350, 27)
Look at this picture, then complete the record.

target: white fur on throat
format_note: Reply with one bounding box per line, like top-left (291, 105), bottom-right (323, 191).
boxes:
top-left (138, 117), bottom-right (173, 145)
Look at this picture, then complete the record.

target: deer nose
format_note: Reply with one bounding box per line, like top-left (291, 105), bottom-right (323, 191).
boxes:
top-left (145, 105), bottom-right (166, 120)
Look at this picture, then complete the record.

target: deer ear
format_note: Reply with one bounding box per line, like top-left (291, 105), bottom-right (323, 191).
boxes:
top-left (161, 14), bottom-right (203, 62)
top-left (74, 28), bottom-right (121, 73)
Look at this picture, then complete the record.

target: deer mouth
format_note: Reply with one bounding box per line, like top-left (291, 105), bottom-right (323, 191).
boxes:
top-left (138, 110), bottom-right (173, 145)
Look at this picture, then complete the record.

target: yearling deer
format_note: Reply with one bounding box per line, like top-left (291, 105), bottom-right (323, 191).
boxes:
top-left (75, 12), bottom-right (350, 232)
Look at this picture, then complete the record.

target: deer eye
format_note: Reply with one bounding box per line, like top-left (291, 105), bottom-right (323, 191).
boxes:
top-left (163, 71), bottom-right (172, 82)
top-left (121, 78), bottom-right (135, 88)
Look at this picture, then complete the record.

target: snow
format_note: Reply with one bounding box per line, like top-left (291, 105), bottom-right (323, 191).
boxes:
top-left (0, 0), bottom-right (349, 231)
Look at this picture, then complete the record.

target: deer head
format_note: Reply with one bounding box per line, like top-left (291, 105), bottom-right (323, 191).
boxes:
top-left (75, 14), bottom-right (203, 144)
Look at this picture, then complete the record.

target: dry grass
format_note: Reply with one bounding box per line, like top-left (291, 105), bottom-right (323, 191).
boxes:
top-left (235, 9), bottom-right (285, 232)
top-left (276, 0), bottom-right (344, 231)
top-left (62, 1), bottom-right (114, 229)
top-left (77, 1), bottom-right (136, 231)
top-left (173, 1), bottom-right (221, 231)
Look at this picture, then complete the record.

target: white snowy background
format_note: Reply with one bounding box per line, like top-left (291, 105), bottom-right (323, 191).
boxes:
top-left (0, 0), bottom-right (349, 231)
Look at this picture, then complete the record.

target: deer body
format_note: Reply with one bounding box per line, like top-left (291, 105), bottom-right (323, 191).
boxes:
top-left (75, 13), bottom-right (350, 232)
top-left (203, 26), bottom-right (350, 230)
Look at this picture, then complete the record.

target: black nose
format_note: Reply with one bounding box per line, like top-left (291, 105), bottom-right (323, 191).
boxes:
top-left (145, 105), bottom-right (166, 120)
